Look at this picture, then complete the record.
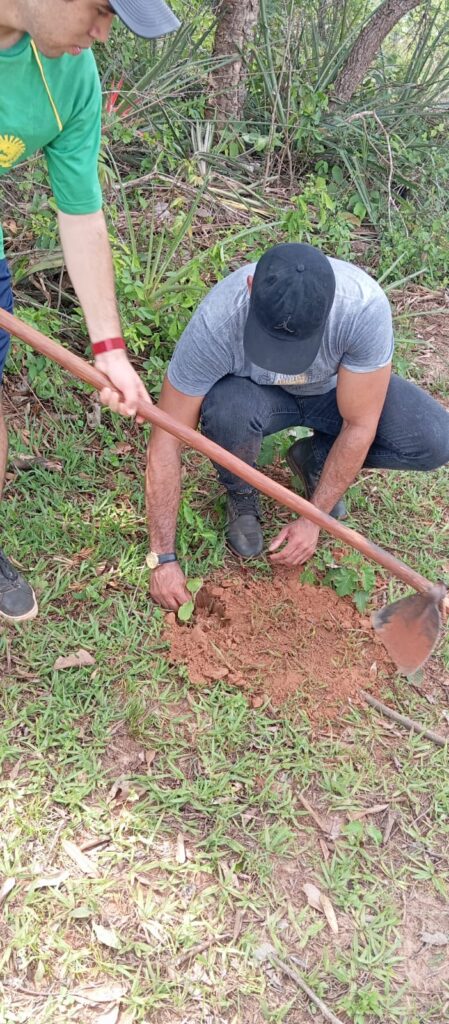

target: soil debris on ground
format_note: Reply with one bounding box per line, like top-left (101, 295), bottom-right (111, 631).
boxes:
top-left (164, 570), bottom-right (395, 721)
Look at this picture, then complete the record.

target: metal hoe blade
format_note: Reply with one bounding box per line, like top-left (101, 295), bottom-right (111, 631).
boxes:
top-left (372, 583), bottom-right (447, 674)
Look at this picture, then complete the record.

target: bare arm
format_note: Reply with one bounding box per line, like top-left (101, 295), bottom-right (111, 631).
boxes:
top-left (270, 363), bottom-right (391, 565)
top-left (58, 209), bottom-right (151, 416)
top-left (146, 377), bottom-right (204, 609)
top-left (312, 363), bottom-right (392, 513)
top-left (58, 209), bottom-right (120, 339)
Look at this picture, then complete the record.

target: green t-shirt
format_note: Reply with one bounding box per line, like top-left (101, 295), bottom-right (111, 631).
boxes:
top-left (0, 34), bottom-right (102, 258)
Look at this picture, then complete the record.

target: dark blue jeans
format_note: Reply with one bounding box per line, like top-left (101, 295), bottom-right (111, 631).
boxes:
top-left (201, 374), bottom-right (449, 493)
top-left (0, 258), bottom-right (13, 383)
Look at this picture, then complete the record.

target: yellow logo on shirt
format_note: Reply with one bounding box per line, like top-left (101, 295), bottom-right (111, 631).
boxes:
top-left (0, 134), bottom-right (26, 168)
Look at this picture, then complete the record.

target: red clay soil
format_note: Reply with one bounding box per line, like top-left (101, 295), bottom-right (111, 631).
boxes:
top-left (164, 570), bottom-right (395, 722)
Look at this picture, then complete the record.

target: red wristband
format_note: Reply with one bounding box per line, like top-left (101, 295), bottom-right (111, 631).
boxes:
top-left (92, 337), bottom-right (126, 356)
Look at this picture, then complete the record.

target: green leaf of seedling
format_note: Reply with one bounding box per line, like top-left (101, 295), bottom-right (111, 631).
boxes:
top-left (187, 577), bottom-right (203, 597)
top-left (178, 600), bottom-right (195, 622)
top-left (354, 590), bottom-right (370, 613)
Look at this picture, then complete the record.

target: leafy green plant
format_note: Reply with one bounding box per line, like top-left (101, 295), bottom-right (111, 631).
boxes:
top-left (281, 174), bottom-right (355, 259)
top-left (303, 546), bottom-right (376, 613)
top-left (338, 982), bottom-right (385, 1023)
top-left (177, 577), bottom-right (203, 622)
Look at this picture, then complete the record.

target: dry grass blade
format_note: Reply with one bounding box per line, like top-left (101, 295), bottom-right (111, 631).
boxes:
top-left (176, 833), bottom-right (187, 864)
top-left (61, 839), bottom-right (99, 877)
top-left (0, 877), bottom-right (16, 906)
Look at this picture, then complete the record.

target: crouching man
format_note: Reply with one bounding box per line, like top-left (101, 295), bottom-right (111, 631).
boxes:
top-left (146, 242), bottom-right (449, 610)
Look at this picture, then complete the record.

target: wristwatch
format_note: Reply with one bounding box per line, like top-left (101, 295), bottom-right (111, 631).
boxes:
top-left (146, 551), bottom-right (177, 570)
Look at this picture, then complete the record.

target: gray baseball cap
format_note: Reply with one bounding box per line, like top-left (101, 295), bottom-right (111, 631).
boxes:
top-left (110, 0), bottom-right (180, 38)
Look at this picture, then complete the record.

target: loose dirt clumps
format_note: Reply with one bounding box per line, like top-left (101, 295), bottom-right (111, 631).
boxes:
top-left (164, 571), bottom-right (395, 721)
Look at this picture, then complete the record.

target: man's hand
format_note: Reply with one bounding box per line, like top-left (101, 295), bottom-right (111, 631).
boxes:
top-left (269, 519), bottom-right (320, 566)
top-left (150, 561), bottom-right (191, 611)
top-left (94, 349), bottom-right (152, 418)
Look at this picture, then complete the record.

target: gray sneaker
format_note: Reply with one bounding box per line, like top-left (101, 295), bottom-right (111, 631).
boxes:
top-left (226, 491), bottom-right (264, 558)
top-left (0, 548), bottom-right (38, 622)
top-left (286, 437), bottom-right (347, 520)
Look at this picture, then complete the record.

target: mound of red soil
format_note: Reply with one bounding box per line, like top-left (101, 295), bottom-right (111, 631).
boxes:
top-left (164, 571), bottom-right (394, 721)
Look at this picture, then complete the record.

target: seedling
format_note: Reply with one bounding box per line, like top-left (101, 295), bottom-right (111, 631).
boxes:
top-left (177, 577), bottom-right (203, 623)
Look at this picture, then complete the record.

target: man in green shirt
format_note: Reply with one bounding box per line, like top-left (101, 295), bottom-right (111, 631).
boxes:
top-left (0, 0), bottom-right (180, 622)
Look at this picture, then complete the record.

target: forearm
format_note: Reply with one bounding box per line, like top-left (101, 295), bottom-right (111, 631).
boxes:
top-left (312, 423), bottom-right (375, 514)
top-left (146, 432), bottom-right (182, 551)
top-left (58, 210), bottom-right (121, 342)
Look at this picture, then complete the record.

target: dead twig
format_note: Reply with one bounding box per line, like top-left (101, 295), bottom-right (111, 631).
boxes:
top-left (360, 691), bottom-right (447, 748)
top-left (270, 956), bottom-right (346, 1024)
top-left (172, 933), bottom-right (231, 967)
top-left (297, 791), bottom-right (329, 834)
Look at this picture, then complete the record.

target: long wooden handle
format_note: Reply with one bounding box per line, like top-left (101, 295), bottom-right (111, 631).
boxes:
top-left (0, 308), bottom-right (437, 595)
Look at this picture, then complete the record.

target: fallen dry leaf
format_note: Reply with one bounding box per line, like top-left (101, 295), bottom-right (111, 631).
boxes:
top-left (145, 749), bottom-right (157, 770)
top-left (134, 873), bottom-right (153, 887)
top-left (319, 892), bottom-right (339, 935)
top-left (176, 833), bottom-right (186, 865)
top-left (0, 877), bottom-right (16, 906)
top-left (61, 839), bottom-right (99, 877)
top-left (93, 922), bottom-right (121, 949)
top-left (110, 442), bottom-right (133, 455)
top-left (31, 869), bottom-right (70, 890)
top-left (73, 982), bottom-right (126, 1004)
top-left (303, 882), bottom-right (338, 934)
top-left (421, 931), bottom-right (448, 946)
top-left (253, 941), bottom-right (277, 962)
top-left (54, 649), bottom-right (95, 670)
top-left (97, 1007), bottom-right (120, 1024)
top-left (303, 881), bottom-right (322, 912)
top-left (108, 776), bottom-right (146, 804)
top-left (348, 803), bottom-right (389, 821)
top-left (11, 454), bottom-right (64, 473)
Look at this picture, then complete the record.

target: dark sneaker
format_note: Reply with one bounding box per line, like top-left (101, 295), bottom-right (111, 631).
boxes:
top-left (286, 437), bottom-right (347, 520)
top-left (226, 490), bottom-right (264, 558)
top-left (0, 548), bottom-right (38, 622)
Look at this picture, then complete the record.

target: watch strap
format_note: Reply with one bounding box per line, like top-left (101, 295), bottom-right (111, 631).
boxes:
top-left (157, 553), bottom-right (177, 565)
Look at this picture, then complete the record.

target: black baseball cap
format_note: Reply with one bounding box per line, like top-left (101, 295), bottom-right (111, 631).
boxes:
top-left (110, 0), bottom-right (180, 38)
top-left (244, 242), bottom-right (336, 375)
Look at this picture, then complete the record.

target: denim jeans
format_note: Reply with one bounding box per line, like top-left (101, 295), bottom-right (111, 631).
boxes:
top-left (201, 373), bottom-right (449, 493)
top-left (0, 258), bottom-right (13, 383)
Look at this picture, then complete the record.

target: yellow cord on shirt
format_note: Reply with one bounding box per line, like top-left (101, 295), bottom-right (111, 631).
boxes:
top-left (30, 39), bottom-right (63, 132)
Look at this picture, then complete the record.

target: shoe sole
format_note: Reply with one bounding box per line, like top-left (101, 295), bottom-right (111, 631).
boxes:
top-left (0, 594), bottom-right (39, 623)
top-left (285, 449), bottom-right (348, 521)
top-left (226, 539), bottom-right (264, 560)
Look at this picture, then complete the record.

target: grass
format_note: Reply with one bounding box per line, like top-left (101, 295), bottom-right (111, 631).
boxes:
top-left (1, 309), bottom-right (449, 1024)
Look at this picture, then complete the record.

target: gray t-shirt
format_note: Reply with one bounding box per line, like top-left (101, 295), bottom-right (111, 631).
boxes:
top-left (167, 257), bottom-right (394, 398)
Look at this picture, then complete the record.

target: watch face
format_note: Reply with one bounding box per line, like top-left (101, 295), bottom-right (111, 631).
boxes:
top-left (146, 552), bottom-right (159, 570)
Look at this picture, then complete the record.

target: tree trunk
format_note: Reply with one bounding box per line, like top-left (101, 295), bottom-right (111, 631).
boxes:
top-left (332, 0), bottom-right (424, 104)
top-left (207, 0), bottom-right (260, 125)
